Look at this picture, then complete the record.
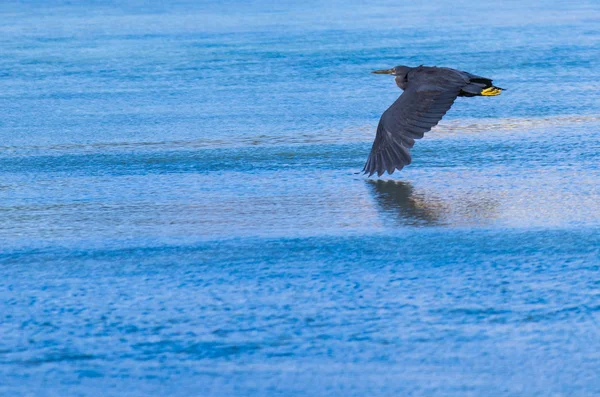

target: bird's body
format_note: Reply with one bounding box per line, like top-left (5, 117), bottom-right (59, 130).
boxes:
top-left (364, 65), bottom-right (503, 177)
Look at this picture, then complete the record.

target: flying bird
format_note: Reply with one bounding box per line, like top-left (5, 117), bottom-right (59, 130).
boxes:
top-left (363, 65), bottom-right (503, 177)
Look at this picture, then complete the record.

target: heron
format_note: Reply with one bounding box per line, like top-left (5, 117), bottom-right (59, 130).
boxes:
top-left (363, 65), bottom-right (503, 177)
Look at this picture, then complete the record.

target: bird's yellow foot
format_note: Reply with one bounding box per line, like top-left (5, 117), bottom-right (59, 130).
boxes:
top-left (481, 86), bottom-right (502, 96)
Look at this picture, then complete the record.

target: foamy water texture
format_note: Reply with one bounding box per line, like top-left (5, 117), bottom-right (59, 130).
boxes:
top-left (1, 1), bottom-right (599, 396)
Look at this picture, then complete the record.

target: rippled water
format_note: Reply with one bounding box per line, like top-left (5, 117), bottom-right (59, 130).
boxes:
top-left (1, 1), bottom-right (599, 396)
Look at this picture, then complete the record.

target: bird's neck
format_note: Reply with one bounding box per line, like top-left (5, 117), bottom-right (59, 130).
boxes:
top-left (395, 76), bottom-right (408, 90)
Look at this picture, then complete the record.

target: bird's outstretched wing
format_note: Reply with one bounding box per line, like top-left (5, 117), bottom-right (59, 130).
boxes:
top-left (363, 68), bottom-right (466, 176)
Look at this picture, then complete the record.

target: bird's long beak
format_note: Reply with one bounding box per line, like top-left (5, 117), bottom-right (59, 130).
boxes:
top-left (372, 69), bottom-right (394, 74)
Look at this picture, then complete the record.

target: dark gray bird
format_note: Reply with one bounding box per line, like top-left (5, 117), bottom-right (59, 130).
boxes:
top-left (364, 65), bottom-right (503, 177)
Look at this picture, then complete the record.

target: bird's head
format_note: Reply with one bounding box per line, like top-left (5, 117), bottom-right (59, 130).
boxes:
top-left (371, 65), bottom-right (411, 77)
top-left (372, 65), bottom-right (411, 90)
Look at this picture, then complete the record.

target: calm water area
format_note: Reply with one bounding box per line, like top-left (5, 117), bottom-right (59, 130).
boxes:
top-left (1, 1), bottom-right (599, 395)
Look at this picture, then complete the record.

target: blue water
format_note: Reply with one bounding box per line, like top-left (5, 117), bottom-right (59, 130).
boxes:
top-left (1, 1), bottom-right (600, 396)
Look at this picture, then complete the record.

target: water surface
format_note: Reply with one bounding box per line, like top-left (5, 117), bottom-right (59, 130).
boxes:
top-left (1, 0), bottom-right (599, 396)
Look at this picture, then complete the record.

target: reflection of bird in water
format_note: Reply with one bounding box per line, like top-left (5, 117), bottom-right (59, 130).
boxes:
top-left (364, 65), bottom-right (503, 176)
top-left (366, 180), bottom-right (499, 227)
top-left (366, 180), bottom-right (446, 226)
